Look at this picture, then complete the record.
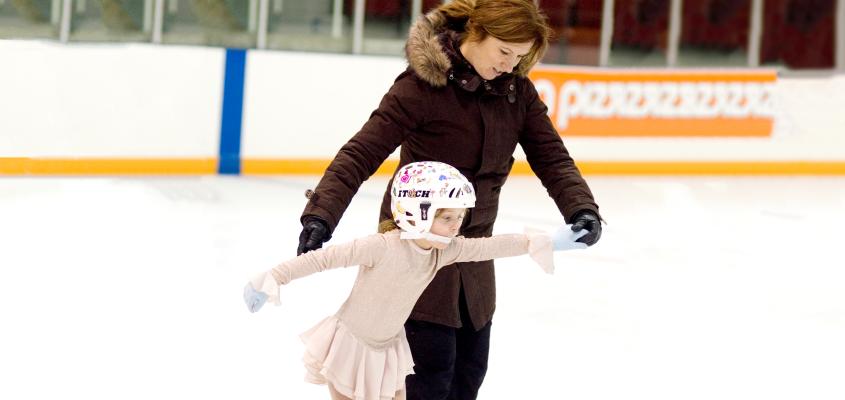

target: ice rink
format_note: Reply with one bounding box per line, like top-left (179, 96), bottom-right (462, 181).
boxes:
top-left (1, 175), bottom-right (843, 400)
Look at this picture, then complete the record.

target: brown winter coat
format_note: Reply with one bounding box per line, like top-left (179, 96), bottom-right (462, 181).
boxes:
top-left (302, 10), bottom-right (600, 330)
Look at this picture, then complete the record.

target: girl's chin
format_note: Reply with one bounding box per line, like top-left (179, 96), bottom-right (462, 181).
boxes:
top-left (431, 242), bottom-right (450, 250)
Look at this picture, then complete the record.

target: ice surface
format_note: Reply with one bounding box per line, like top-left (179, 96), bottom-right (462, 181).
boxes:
top-left (1, 175), bottom-right (843, 400)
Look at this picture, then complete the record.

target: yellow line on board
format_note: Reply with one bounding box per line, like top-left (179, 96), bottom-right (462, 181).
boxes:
top-left (3, 158), bottom-right (845, 176)
top-left (241, 159), bottom-right (400, 175)
top-left (0, 158), bottom-right (217, 175)
top-left (247, 159), bottom-right (845, 176)
top-left (565, 161), bottom-right (845, 176)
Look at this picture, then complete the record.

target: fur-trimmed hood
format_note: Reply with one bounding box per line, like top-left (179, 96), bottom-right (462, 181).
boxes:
top-left (405, 11), bottom-right (454, 87)
top-left (405, 10), bottom-right (529, 89)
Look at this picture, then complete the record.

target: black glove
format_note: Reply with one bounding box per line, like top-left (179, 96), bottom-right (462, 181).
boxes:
top-left (297, 216), bottom-right (331, 255)
top-left (570, 210), bottom-right (601, 246)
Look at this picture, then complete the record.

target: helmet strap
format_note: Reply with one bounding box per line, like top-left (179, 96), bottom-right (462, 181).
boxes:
top-left (399, 231), bottom-right (453, 244)
top-left (422, 232), bottom-right (453, 244)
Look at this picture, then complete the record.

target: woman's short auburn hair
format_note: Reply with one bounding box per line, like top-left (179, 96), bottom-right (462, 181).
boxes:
top-left (440, 0), bottom-right (552, 75)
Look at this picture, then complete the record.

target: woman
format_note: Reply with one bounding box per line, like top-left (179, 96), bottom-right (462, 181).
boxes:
top-left (296, 1), bottom-right (602, 399)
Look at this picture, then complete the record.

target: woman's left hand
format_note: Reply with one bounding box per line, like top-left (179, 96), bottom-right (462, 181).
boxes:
top-left (571, 211), bottom-right (602, 245)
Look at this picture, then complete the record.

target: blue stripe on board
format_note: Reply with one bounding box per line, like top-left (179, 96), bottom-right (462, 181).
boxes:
top-left (218, 49), bottom-right (247, 175)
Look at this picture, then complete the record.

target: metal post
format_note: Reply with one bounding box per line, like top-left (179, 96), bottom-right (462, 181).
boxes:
top-left (667, 0), bottom-right (682, 67)
top-left (837, 0), bottom-right (845, 70)
top-left (143, 0), bottom-right (153, 32)
top-left (59, 0), bottom-right (71, 43)
top-left (51, 0), bottom-right (61, 26)
top-left (273, 0), bottom-right (283, 13)
top-left (748, 0), bottom-right (762, 67)
top-left (76, 0), bottom-right (85, 13)
top-left (332, 0), bottom-right (342, 38)
top-left (168, 0), bottom-right (177, 13)
top-left (248, 0), bottom-right (257, 32)
top-left (152, 0), bottom-right (164, 43)
top-left (412, 0), bottom-right (421, 23)
top-left (352, 0), bottom-right (364, 54)
top-left (599, 0), bottom-right (615, 67)
top-left (257, 0), bottom-right (268, 49)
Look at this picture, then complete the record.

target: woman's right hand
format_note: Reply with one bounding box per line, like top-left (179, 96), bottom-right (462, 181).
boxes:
top-left (297, 216), bottom-right (330, 255)
top-left (243, 283), bottom-right (268, 313)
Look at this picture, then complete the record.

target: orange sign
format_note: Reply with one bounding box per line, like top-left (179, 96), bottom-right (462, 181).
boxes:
top-left (528, 67), bottom-right (777, 137)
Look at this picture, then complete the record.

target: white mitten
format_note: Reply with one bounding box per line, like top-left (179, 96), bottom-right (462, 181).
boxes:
top-left (245, 272), bottom-right (281, 309)
top-left (243, 283), bottom-right (268, 313)
top-left (552, 224), bottom-right (589, 251)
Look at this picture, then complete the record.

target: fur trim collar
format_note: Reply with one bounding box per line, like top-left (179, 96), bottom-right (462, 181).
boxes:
top-left (405, 9), bottom-right (519, 100)
top-left (405, 11), bottom-right (453, 87)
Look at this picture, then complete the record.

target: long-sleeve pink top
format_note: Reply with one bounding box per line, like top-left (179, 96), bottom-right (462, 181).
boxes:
top-left (252, 230), bottom-right (553, 348)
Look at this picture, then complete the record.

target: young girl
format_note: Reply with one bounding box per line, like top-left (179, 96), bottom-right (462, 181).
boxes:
top-left (244, 161), bottom-right (587, 400)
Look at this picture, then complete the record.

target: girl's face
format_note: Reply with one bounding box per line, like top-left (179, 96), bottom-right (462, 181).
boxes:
top-left (460, 36), bottom-right (534, 80)
top-left (417, 208), bottom-right (466, 250)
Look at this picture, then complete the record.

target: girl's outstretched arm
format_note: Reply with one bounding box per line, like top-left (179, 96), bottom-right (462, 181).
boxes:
top-left (440, 225), bottom-right (587, 274)
top-left (244, 233), bottom-right (388, 311)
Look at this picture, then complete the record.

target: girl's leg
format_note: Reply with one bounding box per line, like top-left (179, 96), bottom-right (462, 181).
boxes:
top-left (328, 383), bottom-right (353, 400)
top-left (330, 381), bottom-right (405, 400)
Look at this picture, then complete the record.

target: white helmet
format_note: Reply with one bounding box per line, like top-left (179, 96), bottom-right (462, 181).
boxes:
top-left (391, 161), bottom-right (476, 242)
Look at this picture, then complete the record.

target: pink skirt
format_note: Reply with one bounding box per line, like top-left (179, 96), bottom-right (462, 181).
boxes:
top-left (299, 316), bottom-right (415, 400)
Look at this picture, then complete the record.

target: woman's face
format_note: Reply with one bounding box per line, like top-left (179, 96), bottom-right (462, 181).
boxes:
top-left (460, 36), bottom-right (534, 80)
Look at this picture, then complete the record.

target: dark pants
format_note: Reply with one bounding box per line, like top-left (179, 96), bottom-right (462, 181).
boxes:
top-left (404, 292), bottom-right (492, 400)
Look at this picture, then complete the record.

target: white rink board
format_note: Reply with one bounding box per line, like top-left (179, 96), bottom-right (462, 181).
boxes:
top-left (0, 41), bottom-right (224, 157)
top-left (2, 40), bottom-right (845, 162)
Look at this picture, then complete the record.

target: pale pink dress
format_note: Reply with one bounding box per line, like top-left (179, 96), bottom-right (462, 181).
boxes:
top-left (251, 230), bottom-right (554, 400)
